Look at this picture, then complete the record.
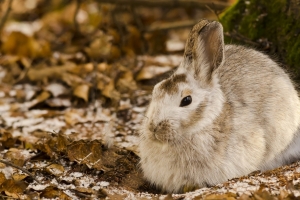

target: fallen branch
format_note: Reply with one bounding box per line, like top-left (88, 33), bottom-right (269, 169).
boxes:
top-left (0, 159), bottom-right (42, 184)
top-left (97, 0), bottom-right (230, 10)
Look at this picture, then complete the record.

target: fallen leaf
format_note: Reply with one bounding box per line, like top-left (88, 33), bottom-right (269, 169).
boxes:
top-left (4, 148), bottom-right (27, 167)
top-left (12, 173), bottom-right (28, 181)
top-left (1, 31), bottom-right (50, 58)
top-left (0, 179), bottom-right (28, 195)
top-left (0, 130), bottom-right (16, 148)
top-left (204, 193), bottom-right (236, 200)
top-left (40, 186), bottom-right (70, 199)
top-left (67, 140), bottom-right (103, 169)
top-left (136, 65), bottom-right (172, 81)
top-left (46, 164), bottom-right (65, 176)
top-left (84, 33), bottom-right (120, 61)
top-left (100, 79), bottom-right (120, 101)
top-left (28, 90), bottom-right (52, 109)
top-left (116, 70), bottom-right (137, 93)
top-left (64, 109), bottom-right (84, 126)
top-left (74, 186), bottom-right (94, 194)
top-left (0, 172), bottom-right (6, 185)
top-left (27, 63), bottom-right (76, 82)
top-left (73, 84), bottom-right (90, 102)
top-left (61, 72), bottom-right (85, 87)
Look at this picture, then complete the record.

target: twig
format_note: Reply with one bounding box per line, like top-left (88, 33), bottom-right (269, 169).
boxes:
top-left (205, 4), bottom-right (220, 21)
top-left (73, 0), bottom-right (81, 34)
top-left (0, 0), bottom-right (13, 33)
top-left (96, 0), bottom-right (230, 10)
top-left (146, 20), bottom-right (198, 32)
top-left (224, 31), bottom-right (260, 47)
top-left (0, 159), bottom-right (41, 184)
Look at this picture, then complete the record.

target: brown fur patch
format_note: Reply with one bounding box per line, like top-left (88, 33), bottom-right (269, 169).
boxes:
top-left (181, 89), bottom-right (192, 97)
top-left (181, 98), bottom-right (208, 129)
top-left (210, 102), bottom-right (233, 154)
top-left (159, 74), bottom-right (187, 95)
top-left (184, 20), bottom-right (210, 63)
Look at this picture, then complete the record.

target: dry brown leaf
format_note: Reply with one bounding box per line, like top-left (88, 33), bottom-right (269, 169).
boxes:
top-left (68, 63), bottom-right (94, 75)
top-left (74, 186), bottom-right (94, 194)
top-left (64, 109), bottom-right (83, 126)
top-left (67, 140), bottom-right (103, 169)
top-left (124, 25), bottom-right (142, 55)
top-left (28, 90), bottom-right (52, 109)
top-left (100, 79), bottom-right (120, 101)
top-left (253, 190), bottom-right (276, 200)
top-left (61, 72), bottom-right (85, 87)
top-left (116, 70), bottom-right (137, 93)
top-left (40, 186), bottom-right (70, 199)
top-left (238, 193), bottom-right (252, 200)
top-left (4, 148), bottom-right (27, 166)
top-left (1, 31), bottom-right (51, 58)
top-left (0, 55), bottom-right (20, 66)
top-left (35, 133), bottom-right (70, 158)
top-left (0, 130), bottom-right (16, 148)
top-left (27, 63), bottom-right (76, 82)
top-left (56, 133), bottom-right (70, 152)
top-left (204, 193), bottom-right (237, 200)
top-left (84, 33), bottom-right (121, 61)
top-left (73, 84), bottom-right (90, 102)
top-left (136, 65), bottom-right (172, 81)
top-left (97, 62), bottom-right (110, 72)
top-left (0, 172), bottom-right (6, 185)
top-left (46, 164), bottom-right (65, 176)
top-left (12, 173), bottom-right (28, 181)
top-left (0, 179), bottom-right (28, 195)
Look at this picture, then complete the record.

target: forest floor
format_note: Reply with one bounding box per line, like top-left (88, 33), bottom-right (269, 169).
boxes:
top-left (0, 0), bottom-right (300, 199)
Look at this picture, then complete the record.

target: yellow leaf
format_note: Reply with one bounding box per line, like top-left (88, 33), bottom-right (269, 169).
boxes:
top-left (73, 84), bottom-right (90, 102)
top-left (46, 164), bottom-right (65, 176)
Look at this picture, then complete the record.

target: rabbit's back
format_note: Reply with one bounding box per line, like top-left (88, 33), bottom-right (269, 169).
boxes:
top-left (217, 45), bottom-right (300, 169)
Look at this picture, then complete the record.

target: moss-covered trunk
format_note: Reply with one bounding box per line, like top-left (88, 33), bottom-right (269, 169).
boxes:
top-left (220, 0), bottom-right (300, 80)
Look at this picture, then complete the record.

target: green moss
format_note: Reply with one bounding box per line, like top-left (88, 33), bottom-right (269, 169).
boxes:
top-left (220, 0), bottom-right (300, 79)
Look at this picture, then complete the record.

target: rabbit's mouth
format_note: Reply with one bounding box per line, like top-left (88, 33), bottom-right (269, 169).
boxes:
top-left (153, 131), bottom-right (174, 143)
top-left (148, 119), bottom-right (176, 143)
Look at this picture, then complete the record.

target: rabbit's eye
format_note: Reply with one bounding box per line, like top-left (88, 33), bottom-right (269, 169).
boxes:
top-left (180, 95), bottom-right (192, 107)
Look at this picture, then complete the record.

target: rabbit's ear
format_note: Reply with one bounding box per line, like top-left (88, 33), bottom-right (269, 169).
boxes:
top-left (183, 20), bottom-right (224, 84)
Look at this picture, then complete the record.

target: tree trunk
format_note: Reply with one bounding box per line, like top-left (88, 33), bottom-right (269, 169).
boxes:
top-left (220, 0), bottom-right (300, 80)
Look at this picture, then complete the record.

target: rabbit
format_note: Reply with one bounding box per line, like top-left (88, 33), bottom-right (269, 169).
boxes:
top-left (139, 19), bottom-right (300, 193)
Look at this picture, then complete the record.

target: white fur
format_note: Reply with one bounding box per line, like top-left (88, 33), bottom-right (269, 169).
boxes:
top-left (139, 20), bottom-right (300, 193)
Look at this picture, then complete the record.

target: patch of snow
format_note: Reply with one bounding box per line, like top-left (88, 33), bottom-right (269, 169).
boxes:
top-left (0, 166), bottom-right (14, 179)
top-left (9, 90), bottom-right (16, 97)
top-left (99, 181), bottom-right (109, 187)
top-left (28, 183), bottom-right (50, 191)
top-left (5, 20), bottom-right (42, 36)
top-left (13, 117), bottom-right (44, 128)
top-left (46, 83), bottom-right (68, 97)
top-left (132, 106), bottom-right (146, 113)
top-left (0, 104), bottom-right (10, 112)
top-left (166, 39), bottom-right (185, 52)
top-left (70, 172), bottom-right (84, 178)
top-left (64, 190), bottom-right (79, 200)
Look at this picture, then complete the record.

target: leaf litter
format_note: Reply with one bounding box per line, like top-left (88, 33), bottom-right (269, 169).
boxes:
top-left (0, 0), bottom-right (300, 199)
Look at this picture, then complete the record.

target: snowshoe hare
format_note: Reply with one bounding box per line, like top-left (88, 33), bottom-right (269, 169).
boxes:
top-left (139, 19), bottom-right (300, 193)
